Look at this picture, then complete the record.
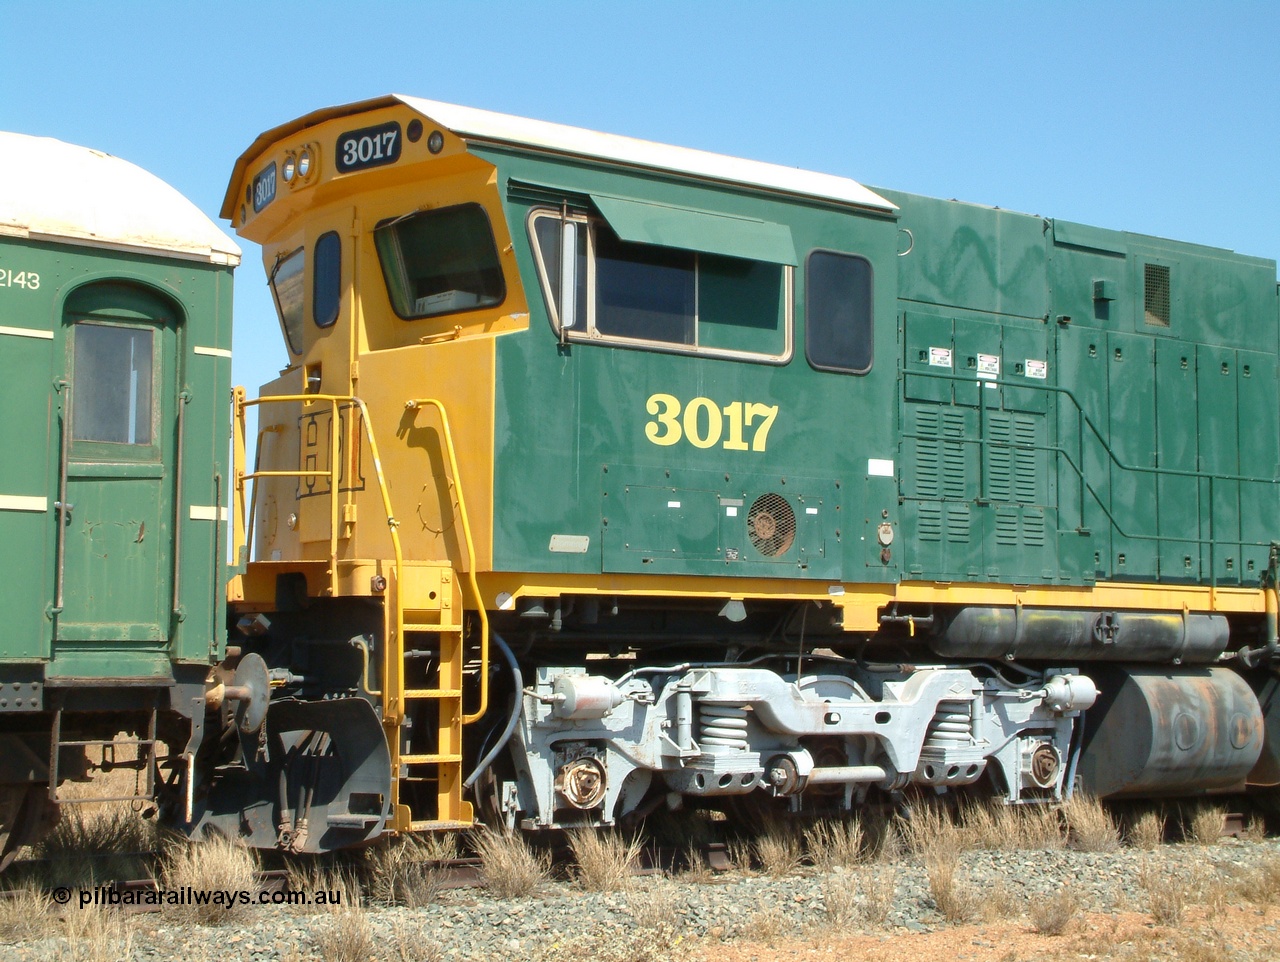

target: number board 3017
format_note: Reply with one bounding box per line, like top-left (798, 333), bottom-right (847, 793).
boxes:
top-left (336, 122), bottom-right (401, 174)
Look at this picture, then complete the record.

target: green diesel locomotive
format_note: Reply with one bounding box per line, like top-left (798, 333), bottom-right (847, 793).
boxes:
top-left (4, 97), bottom-right (1280, 864)
top-left (197, 96), bottom-right (1280, 852)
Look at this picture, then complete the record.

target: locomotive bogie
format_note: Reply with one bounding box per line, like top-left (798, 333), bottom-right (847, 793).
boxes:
top-left (511, 660), bottom-right (1094, 828)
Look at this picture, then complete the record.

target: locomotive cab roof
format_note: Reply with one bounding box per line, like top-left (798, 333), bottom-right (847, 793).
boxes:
top-left (0, 131), bottom-right (240, 265)
top-left (223, 94), bottom-right (898, 217)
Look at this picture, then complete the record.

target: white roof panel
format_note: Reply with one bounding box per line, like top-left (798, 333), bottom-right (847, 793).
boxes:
top-left (394, 96), bottom-right (896, 213)
top-left (0, 132), bottom-right (240, 265)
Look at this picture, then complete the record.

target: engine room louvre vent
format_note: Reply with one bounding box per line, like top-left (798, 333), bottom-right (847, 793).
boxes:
top-left (747, 493), bottom-right (796, 557)
top-left (1144, 263), bottom-right (1171, 327)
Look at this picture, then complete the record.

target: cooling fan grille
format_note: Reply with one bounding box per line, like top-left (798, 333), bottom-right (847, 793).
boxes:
top-left (747, 493), bottom-right (795, 557)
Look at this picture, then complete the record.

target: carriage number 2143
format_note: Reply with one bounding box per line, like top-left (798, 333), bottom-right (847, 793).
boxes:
top-left (645, 393), bottom-right (779, 452)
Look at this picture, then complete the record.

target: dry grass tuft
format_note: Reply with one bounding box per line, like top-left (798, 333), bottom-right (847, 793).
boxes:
top-left (1195, 866), bottom-right (1231, 927)
top-left (924, 848), bottom-right (980, 922)
top-left (412, 830), bottom-right (461, 862)
top-left (1232, 852), bottom-right (1280, 905)
top-left (568, 829), bottom-right (642, 892)
top-left (285, 859), bottom-right (358, 915)
top-left (805, 817), bottom-right (865, 870)
top-left (821, 871), bottom-right (860, 926)
top-left (363, 835), bottom-right (448, 907)
top-left (0, 885), bottom-right (54, 942)
top-left (871, 817), bottom-right (904, 863)
top-left (1139, 859), bottom-right (1186, 925)
top-left (1029, 885), bottom-right (1080, 935)
top-left (1127, 808), bottom-right (1165, 850)
top-left (1186, 803), bottom-right (1226, 845)
top-left (531, 922), bottom-right (690, 962)
top-left (159, 833), bottom-right (258, 925)
top-left (860, 864), bottom-right (897, 926)
top-left (35, 801), bottom-right (160, 886)
top-left (61, 898), bottom-right (134, 962)
top-left (980, 880), bottom-right (1023, 922)
top-left (384, 915), bottom-right (445, 961)
top-left (389, 919), bottom-right (446, 962)
top-left (958, 799), bottom-right (1066, 852)
top-left (726, 837), bottom-right (757, 875)
top-left (898, 802), bottom-right (960, 857)
top-left (754, 821), bottom-right (803, 877)
top-left (746, 905), bottom-right (790, 944)
top-left (1061, 794), bottom-right (1120, 852)
top-left (473, 828), bottom-right (550, 899)
top-left (1011, 803), bottom-right (1069, 850)
top-left (314, 904), bottom-right (374, 962)
top-left (627, 877), bottom-right (682, 931)
top-left (678, 843), bottom-right (713, 883)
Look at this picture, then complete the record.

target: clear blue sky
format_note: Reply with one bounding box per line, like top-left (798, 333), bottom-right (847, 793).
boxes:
top-left (3, 0), bottom-right (1277, 399)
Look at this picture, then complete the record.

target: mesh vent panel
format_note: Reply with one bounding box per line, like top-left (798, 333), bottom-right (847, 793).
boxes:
top-left (747, 493), bottom-right (796, 557)
top-left (1144, 263), bottom-right (1170, 327)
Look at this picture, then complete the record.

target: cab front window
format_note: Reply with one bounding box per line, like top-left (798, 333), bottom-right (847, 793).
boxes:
top-left (374, 203), bottom-right (505, 319)
top-left (269, 247), bottom-right (305, 355)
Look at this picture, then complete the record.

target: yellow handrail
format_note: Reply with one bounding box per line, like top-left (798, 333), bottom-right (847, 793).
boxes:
top-left (404, 398), bottom-right (490, 724)
top-left (231, 391), bottom-right (406, 714)
top-left (231, 390), bottom-right (488, 725)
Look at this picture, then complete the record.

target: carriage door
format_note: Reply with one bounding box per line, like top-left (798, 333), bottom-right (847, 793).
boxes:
top-left (55, 284), bottom-right (177, 645)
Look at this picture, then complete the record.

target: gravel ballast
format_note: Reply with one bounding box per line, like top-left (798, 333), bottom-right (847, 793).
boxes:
top-left (6, 836), bottom-right (1280, 961)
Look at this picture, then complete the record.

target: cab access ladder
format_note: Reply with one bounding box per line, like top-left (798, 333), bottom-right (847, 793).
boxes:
top-left (385, 398), bottom-right (490, 832)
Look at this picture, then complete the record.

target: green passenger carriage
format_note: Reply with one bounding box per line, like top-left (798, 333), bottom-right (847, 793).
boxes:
top-left (0, 132), bottom-right (238, 863)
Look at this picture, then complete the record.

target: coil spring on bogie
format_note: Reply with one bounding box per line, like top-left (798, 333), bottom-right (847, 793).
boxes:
top-left (923, 699), bottom-right (973, 749)
top-left (699, 703), bottom-right (750, 750)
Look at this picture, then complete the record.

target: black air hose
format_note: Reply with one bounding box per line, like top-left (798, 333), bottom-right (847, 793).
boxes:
top-left (463, 632), bottom-right (522, 792)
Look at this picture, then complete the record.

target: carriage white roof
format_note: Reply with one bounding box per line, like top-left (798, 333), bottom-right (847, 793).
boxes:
top-left (395, 96), bottom-right (896, 213)
top-left (0, 131), bottom-right (240, 265)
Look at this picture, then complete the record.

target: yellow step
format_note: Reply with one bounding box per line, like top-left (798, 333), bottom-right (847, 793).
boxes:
top-left (403, 688), bottom-right (462, 699)
top-left (404, 622), bottom-right (463, 634)
top-left (401, 753), bottom-right (462, 765)
top-left (408, 819), bottom-right (474, 832)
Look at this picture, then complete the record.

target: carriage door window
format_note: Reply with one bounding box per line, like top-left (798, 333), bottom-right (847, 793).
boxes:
top-left (72, 323), bottom-right (155, 447)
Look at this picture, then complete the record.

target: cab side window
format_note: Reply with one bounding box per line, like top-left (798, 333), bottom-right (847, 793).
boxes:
top-left (805, 250), bottom-right (873, 374)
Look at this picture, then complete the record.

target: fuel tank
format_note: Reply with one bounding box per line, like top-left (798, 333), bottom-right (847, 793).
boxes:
top-left (931, 608), bottom-right (1229, 664)
top-left (1077, 666), bottom-right (1263, 798)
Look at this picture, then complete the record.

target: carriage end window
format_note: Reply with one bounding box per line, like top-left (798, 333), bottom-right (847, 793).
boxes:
top-left (374, 203), bottom-right (505, 320)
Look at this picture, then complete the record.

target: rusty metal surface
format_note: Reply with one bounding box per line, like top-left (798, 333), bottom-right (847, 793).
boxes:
top-left (1079, 666), bottom-right (1265, 798)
